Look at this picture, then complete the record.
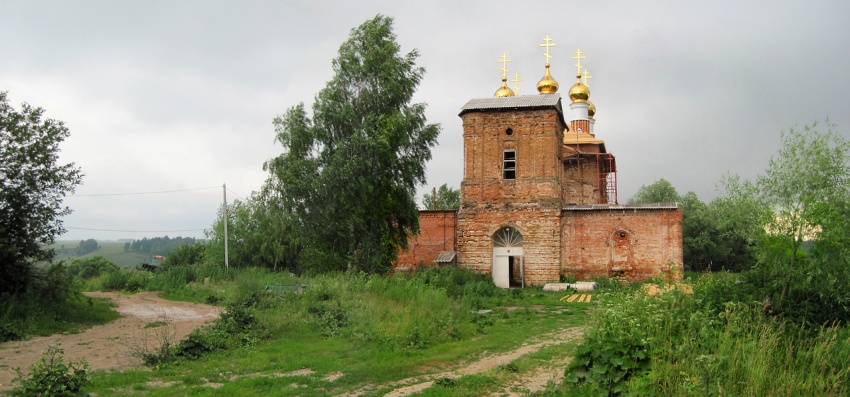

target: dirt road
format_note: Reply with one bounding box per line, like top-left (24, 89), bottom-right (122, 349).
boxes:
top-left (0, 291), bottom-right (221, 391)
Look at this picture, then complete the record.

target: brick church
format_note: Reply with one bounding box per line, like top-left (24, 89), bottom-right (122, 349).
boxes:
top-left (396, 42), bottom-right (683, 287)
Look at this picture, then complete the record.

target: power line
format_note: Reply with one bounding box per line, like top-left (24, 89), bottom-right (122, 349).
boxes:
top-left (227, 187), bottom-right (247, 201)
top-left (66, 227), bottom-right (208, 233)
top-left (71, 186), bottom-right (220, 197)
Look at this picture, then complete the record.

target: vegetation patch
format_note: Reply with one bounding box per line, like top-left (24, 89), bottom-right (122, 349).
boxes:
top-left (11, 344), bottom-right (90, 397)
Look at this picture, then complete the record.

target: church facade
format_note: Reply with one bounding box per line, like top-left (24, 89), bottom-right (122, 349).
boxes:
top-left (396, 44), bottom-right (683, 286)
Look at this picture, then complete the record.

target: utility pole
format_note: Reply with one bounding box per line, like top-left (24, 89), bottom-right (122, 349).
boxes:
top-left (223, 183), bottom-right (229, 269)
top-left (432, 187), bottom-right (437, 210)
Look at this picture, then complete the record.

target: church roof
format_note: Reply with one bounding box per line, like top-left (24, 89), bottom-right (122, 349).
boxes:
top-left (562, 203), bottom-right (680, 211)
top-left (459, 93), bottom-right (563, 116)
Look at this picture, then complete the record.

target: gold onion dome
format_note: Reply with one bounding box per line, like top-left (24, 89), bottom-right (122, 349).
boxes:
top-left (494, 79), bottom-right (515, 97)
top-left (587, 100), bottom-right (596, 118)
top-left (568, 73), bottom-right (590, 103)
top-left (537, 64), bottom-right (559, 94)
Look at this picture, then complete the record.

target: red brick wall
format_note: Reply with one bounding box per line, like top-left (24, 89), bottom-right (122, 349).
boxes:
top-left (394, 98), bottom-right (684, 286)
top-left (561, 208), bottom-right (683, 281)
top-left (460, 109), bottom-right (565, 205)
top-left (457, 106), bottom-right (566, 285)
top-left (396, 210), bottom-right (457, 269)
top-left (457, 204), bottom-right (562, 285)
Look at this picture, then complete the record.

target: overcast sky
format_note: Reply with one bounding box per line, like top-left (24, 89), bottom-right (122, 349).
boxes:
top-left (2, 0), bottom-right (848, 241)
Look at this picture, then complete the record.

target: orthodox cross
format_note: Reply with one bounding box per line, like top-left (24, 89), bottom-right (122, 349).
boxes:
top-left (512, 72), bottom-right (523, 95)
top-left (498, 52), bottom-right (512, 80)
top-left (572, 48), bottom-right (586, 76)
top-left (583, 69), bottom-right (593, 86)
top-left (539, 35), bottom-right (556, 65)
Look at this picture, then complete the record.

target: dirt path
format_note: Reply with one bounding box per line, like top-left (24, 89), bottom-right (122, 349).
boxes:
top-left (0, 291), bottom-right (222, 391)
top-left (345, 326), bottom-right (583, 397)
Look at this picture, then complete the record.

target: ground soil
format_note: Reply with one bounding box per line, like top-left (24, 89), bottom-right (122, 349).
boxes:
top-left (0, 291), bottom-right (222, 391)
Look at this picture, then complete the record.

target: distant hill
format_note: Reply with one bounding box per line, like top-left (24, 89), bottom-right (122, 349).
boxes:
top-left (50, 241), bottom-right (163, 269)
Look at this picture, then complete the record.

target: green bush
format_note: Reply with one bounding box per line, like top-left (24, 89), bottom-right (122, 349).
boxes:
top-left (138, 292), bottom-right (265, 366)
top-left (163, 243), bottom-right (207, 268)
top-left (11, 343), bottom-right (90, 397)
top-left (67, 256), bottom-right (119, 279)
top-left (1, 263), bottom-right (118, 341)
top-left (101, 269), bottom-right (154, 292)
top-left (565, 288), bottom-right (676, 395)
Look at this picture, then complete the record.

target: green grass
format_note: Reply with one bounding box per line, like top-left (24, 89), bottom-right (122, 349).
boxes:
top-left (86, 307), bottom-right (587, 396)
top-left (80, 266), bottom-right (591, 396)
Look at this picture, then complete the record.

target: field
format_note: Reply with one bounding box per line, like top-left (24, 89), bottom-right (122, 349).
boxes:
top-left (50, 240), bottom-right (155, 269)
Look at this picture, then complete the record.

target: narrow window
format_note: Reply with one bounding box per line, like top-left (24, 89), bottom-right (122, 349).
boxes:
top-left (503, 150), bottom-right (516, 180)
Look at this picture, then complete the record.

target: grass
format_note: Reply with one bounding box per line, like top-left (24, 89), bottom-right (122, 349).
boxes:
top-left (78, 266), bottom-right (591, 396)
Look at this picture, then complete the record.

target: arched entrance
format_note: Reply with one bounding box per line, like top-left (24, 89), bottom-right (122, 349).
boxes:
top-left (609, 229), bottom-right (634, 278)
top-left (492, 226), bottom-right (524, 288)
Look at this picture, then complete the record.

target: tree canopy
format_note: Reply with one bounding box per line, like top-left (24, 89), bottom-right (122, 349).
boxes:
top-left (749, 120), bottom-right (850, 322)
top-left (627, 178), bottom-right (680, 204)
top-left (421, 183), bottom-right (460, 210)
top-left (0, 91), bottom-right (83, 294)
top-left (263, 15), bottom-right (440, 273)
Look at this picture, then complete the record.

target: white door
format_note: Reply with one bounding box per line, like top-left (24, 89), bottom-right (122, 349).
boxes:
top-left (493, 227), bottom-right (523, 288)
top-left (493, 246), bottom-right (523, 288)
top-left (493, 255), bottom-right (510, 288)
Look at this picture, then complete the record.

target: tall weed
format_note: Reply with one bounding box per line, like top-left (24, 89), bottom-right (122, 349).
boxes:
top-left (563, 273), bottom-right (850, 396)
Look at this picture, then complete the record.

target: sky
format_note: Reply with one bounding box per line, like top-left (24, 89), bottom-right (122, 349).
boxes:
top-left (2, 0), bottom-right (849, 242)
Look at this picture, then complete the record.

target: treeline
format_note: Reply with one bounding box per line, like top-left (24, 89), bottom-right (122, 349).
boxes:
top-left (123, 236), bottom-right (198, 256)
top-left (75, 238), bottom-right (99, 255)
top-left (629, 120), bottom-right (850, 325)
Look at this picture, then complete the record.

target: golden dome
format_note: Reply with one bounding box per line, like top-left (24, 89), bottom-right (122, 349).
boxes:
top-left (568, 73), bottom-right (590, 103)
top-left (587, 100), bottom-right (596, 118)
top-left (494, 79), bottom-right (515, 97)
top-left (537, 64), bottom-right (559, 94)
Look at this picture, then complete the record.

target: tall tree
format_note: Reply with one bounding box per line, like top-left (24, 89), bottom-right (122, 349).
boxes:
top-left (753, 120), bottom-right (850, 314)
top-left (265, 15), bottom-right (440, 273)
top-left (0, 91), bottom-right (83, 294)
top-left (757, 120), bottom-right (850, 267)
top-left (421, 183), bottom-right (460, 210)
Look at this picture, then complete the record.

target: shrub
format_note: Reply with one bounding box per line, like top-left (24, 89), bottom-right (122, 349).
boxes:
top-left (563, 273), bottom-right (850, 396)
top-left (565, 289), bottom-right (667, 395)
top-left (67, 256), bottom-right (120, 279)
top-left (11, 343), bottom-right (90, 397)
top-left (163, 243), bottom-right (207, 268)
top-left (1, 263), bottom-right (117, 342)
top-left (137, 293), bottom-right (265, 366)
top-left (101, 269), bottom-right (153, 292)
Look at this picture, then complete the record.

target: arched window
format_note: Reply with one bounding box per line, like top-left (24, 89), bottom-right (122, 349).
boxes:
top-left (493, 226), bottom-right (523, 247)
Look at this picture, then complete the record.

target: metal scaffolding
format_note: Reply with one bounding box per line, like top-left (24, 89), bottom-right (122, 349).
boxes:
top-left (597, 153), bottom-right (618, 204)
